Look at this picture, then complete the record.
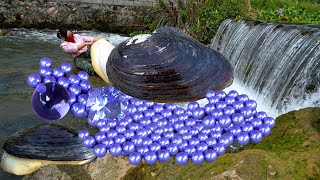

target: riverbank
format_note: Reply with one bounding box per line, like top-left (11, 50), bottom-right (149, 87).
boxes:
top-left (0, 0), bottom-right (166, 34)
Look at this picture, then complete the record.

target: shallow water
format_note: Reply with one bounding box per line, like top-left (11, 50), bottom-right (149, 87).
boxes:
top-left (0, 28), bottom-right (128, 179)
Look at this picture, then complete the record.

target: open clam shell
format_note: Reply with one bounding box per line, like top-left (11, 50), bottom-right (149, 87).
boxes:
top-left (106, 27), bottom-right (233, 102)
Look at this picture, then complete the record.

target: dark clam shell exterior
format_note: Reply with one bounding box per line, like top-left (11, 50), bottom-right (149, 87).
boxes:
top-left (3, 124), bottom-right (95, 161)
top-left (106, 27), bottom-right (233, 102)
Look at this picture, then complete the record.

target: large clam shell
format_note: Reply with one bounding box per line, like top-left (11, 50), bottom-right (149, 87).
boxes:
top-left (106, 27), bottom-right (233, 102)
top-left (2, 124), bottom-right (95, 161)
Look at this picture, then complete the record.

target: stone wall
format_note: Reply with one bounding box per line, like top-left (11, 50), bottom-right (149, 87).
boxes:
top-left (0, 0), bottom-right (173, 34)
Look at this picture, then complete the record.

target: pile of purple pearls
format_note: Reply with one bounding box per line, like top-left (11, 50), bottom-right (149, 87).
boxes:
top-left (78, 89), bottom-right (275, 166)
top-left (27, 57), bottom-right (92, 119)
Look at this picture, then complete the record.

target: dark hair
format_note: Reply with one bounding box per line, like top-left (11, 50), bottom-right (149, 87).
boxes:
top-left (57, 28), bottom-right (68, 39)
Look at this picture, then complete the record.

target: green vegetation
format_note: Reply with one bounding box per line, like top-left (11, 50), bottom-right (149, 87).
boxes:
top-left (134, 0), bottom-right (320, 44)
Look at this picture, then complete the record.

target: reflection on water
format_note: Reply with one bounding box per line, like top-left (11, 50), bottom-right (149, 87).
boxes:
top-left (0, 28), bottom-right (126, 179)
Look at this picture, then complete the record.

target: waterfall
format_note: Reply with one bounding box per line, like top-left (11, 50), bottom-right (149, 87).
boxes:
top-left (210, 19), bottom-right (320, 116)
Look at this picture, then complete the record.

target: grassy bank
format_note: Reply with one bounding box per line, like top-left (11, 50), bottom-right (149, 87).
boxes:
top-left (134, 0), bottom-right (320, 44)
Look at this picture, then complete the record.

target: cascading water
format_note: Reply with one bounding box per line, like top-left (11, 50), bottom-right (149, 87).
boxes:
top-left (210, 19), bottom-right (320, 117)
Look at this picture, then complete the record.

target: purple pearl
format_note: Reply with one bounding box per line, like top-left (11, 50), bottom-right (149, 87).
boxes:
top-left (219, 133), bottom-right (234, 147)
top-left (184, 145), bottom-right (196, 156)
top-left (154, 127), bottom-right (164, 135)
top-left (232, 113), bottom-right (245, 126)
top-left (227, 90), bottom-right (239, 98)
top-left (212, 124), bottom-right (223, 133)
top-left (245, 100), bottom-right (257, 110)
top-left (182, 133), bottom-right (192, 141)
top-left (27, 74), bottom-right (41, 88)
top-left (206, 137), bottom-right (217, 148)
top-left (39, 57), bottom-right (52, 68)
top-left (218, 115), bottom-right (232, 128)
top-left (60, 62), bottom-right (72, 75)
top-left (237, 94), bottom-right (249, 102)
top-left (223, 106), bottom-right (235, 115)
top-left (136, 145), bottom-right (149, 156)
top-left (68, 75), bottom-right (81, 85)
top-left (168, 115), bottom-right (179, 124)
top-left (139, 117), bottom-right (151, 126)
top-left (189, 137), bottom-right (200, 146)
top-left (39, 67), bottom-right (52, 78)
top-left (185, 118), bottom-right (196, 126)
top-left (126, 104), bottom-right (137, 114)
top-left (178, 113), bottom-right (189, 121)
top-left (236, 132), bottom-right (250, 145)
top-left (225, 97), bottom-right (235, 106)
top-left (153, 104), bottom-right (164, 114)
top-left (171, 135), bottom-right (183, 147)
top-left (94, 132), bottom-right (106, 143)
top-left (83, 136), bottom-right (96, 148)
top-left (101, 137), bottom-right (114, 148)
top-left (208, 96), bottom-right (220, 104)
top-left (157, 118), bottom-right (168, 127)
top-left (185, 109), bottom-right (194, 117)
top-left (255, 111), bottom-right (268, 119)
top-left (215, 91), bottom-right (227, 100)
top-left (43, 75), bottom-right (56, 83)
top-left (163, 131), bottom-right (175, 139)
top-left (123, 115), bottom-right (133, 124)
top-left (242, 123), bottom-right (254, 133)
top-left (142, 137), bottom-right (153, 146)
top-left (178, 141), bottom-right (189, 151)
top-left (204, 104), bottom-right (215, 115)
top-left (178, 126), bottom-right (189, 135)
top-left (131, 111), bottom-right (144, 123)
top-left (251, 118), bottom-right (263, 129)
top-left (115, 125), bottom-right (126, 134)
top-left (136, 128), bottom-right (148, 138)
top-left (144, 109), bottom-right (155, 117)
top-left (198, 133), bottom-right (208, 142)
top-left (188, 101), bottom-right (200, 110)
top-left (78, 130), bottom-right (90, 140)
top-left (122, 141), bottom-right (136, 154)
top-left (196, 142), bottom-right (208, 152)
top-left (106, 120), bottom-right (118, 129)
top-left (210, 131), bottom-right (222, 139)
top-left (136, 103), bottom-right (148, 112)
top-left (264, 117), bottom-right (275, 129)
top-left (214, 143), bottom-right (225, 156)
top-left (93, 144), bottom-right (107, 158)
top-left (158, 137), bottom-right (170, 148)
top-left (128, 152), bottom-right (142, 165)
top-left (250, 130), bottom-right (263, 143)
top-left (216, 101), bottom-right (227, 109)
top-left (167, 143), bottom-right (179, 156)
top-left (109, 143), bottom-right (122, 157)
top-left (52, 67), bottom-right (64, 79)
top-left (229, 125), bottom-right (242, 137)
top-left (193, 123), bottom-right (204, 131)
top-left (240, 107), bottom-right (253, 119)
top-left (206, 90), bottom-right (215, 99)
top-left (189, 128), bottom-right (200, 137)
top-left (204, 149), bottom-right (217, 162)
top-left (68, 84), bottom-right (82, 96)
top-left (149, 143), bottom-right (161, 152)
top-left (77, 94), bottom-right (88, 106)
top-left (144, 151), bottom-right (158, 164)
top-left (97, 120), bottom-right (107, 128)
top-left (131, 135), bottom-right (143, 147)
top-left (144, 101), bottom-right (155, 108)
top-left (210, 109), bottom-right (223, 119)
top-left (146, 123), bottom-right (158, 132)
top-left (123, 129), bottom-right (135, 140)
top-left (173, 107), bottom-right (185, 115)
top-left (114, 135), bottom-right (126, 144)
top-left (191, 151), bottom-right (204, 164)
top-left (192, 108), bottom-right (205, 120)
top-left (175, 152), bottom-right (189, 165)
top-left (161, 109), bottom-right (172, 118)
top-left (77, 71), bottom-right (89, 81)
top-left (165, 103), bottom-right (177, 110)
top-left (99, 125), bottom-right (110, 134)
top-left (259, 124), bottom-right (271, 136)
top-left (151, 114), bottom-right (163, 123)
top-left (232, 101), bottom-right (244, 112)
top-left (200, 128), bottom-right (211, 135)
top-left (79, 80), bottom-right (91, 93)
top-left (106, 129), bottom-right (118, 138)
top-left (157, 149), bottom-right (170, 162)
top-left (202, 115), bottom-right (216, 129)
top-left (70, 103), bottom-right (87, 118)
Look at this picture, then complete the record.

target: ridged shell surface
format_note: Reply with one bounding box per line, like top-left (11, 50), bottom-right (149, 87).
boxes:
top-left (107, 27), bottom-right (233, 102)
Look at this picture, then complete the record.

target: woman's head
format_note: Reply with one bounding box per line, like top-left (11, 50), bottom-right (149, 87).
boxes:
top-left (57, 28), bottom-right (74, 42)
